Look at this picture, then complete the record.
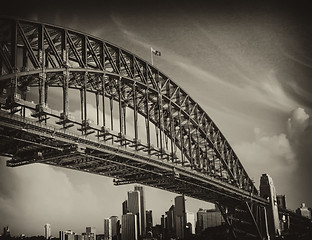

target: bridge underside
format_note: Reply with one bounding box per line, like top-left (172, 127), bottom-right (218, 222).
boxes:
top-left (0, 109), bottom-right (266, 239)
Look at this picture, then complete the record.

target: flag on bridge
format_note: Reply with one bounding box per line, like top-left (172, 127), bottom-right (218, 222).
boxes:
top-left (151, 47), bottom-right (161, 56)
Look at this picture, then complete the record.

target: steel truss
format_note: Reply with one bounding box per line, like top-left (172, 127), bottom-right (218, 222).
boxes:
top-left (0, 17), bottom-right (299, 239)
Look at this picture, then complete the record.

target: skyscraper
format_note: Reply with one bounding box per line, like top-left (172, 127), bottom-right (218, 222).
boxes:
top-left (134, 185), bottom-right (146, 236)
top-left (122, 213), bottom-right (138, 240)
top-left (127, 190), bottom-right (141, 237)
top-left (104, 219), bottom-right (112, 240)
top-left (174, 195), bottom-right (186, 239)
top-left (109, 216), bottom-right (119, 240)
top-left (195, 207), bottom-right (224, 233)
top-left (166, 205), bottom-right (176, 239)
top-left (260, 174), bottom-right (281, 237)
top-left (122, 200), bottom-right (128, 215)
top-left (146, 210), bottom-right (153, 233)
top-left (59, 230), bottom-right (75, 240)
top-left (44, 224), bottom-right (51, 239)
top-left (86, 227), bottom-right (96, 240)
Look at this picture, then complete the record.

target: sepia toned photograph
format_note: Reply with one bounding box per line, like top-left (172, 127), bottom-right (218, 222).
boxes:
top-left (0, 1), bottom-right (311, 240)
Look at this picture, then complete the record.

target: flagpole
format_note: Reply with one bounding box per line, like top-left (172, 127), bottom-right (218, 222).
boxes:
top-left (150, 47), bottom-right (154, 65)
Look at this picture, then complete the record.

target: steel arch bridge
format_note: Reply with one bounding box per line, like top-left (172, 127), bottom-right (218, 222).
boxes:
top-left (0, 17), bottom-right (310, 240)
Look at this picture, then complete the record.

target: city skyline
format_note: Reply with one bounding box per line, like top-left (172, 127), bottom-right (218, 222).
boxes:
top-left (1, 0), bottom-right (312, 237)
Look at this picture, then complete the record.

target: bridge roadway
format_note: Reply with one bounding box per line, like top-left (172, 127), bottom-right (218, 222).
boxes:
top-left (0, 17), bottom-right (311, 240)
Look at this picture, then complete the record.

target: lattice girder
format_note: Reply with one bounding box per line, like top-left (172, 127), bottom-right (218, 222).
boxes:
top-left (0, 17), bottom-right (257, 195)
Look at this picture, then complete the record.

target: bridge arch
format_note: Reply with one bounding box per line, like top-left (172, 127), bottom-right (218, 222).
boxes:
top-left (0, 17), bottom-right (257, 193)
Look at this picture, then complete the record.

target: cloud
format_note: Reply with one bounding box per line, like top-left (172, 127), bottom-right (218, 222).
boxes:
top-left (286, 108), bottom-right (312, 204)
top-left (233, 128), bottom-right (296, 189)
top-left (0, 160), bottom-right (104, 236)
top-left (233, 107), bottom-right (312, 210)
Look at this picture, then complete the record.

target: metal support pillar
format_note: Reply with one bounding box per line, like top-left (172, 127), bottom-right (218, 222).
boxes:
top-left (102, 74), bottom-right (106, 128)
top-left (145, 88), bottom-right (151, 153)
top-left (118, 77), bottom-right (125, 145)
top-left (63, 70), bottom-right (69, 118)
top-left (158, 92), bottom-right (163, 155)
top-left (96, 92), bottom-right (99, 125)
top-left (133, 83), bottom-right (138, 150)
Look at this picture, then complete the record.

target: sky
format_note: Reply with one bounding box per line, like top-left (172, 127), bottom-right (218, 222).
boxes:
top-left (1, 0), bottom-right (312, 237)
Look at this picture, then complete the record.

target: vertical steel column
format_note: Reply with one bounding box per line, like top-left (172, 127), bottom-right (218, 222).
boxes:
top-left (63, 71), bottom-right (69, 118)
top-left (80, 88), bottom-right (84, 124)
top-left (84, 73), bottom-right (87, 125)
top-left (110, 96), bottom-right (114, 130)
top-left (96, 91), bottom-right (99, 125)
top-left (109, 79), bottom-right (114, 143)
top-left (62, 29), bottom-right (69, 120)
top-left (157, 76), bottom-right (163, 155)
top-left (204, 144), bottom-right (209, 173)
top-left (188, 119), bottom-right (193, 167)
top-left (179, 111), bottom-right (184, 164)
top-left (102, 74), bottom-right (106, 127)
top-left (196, 128), bottom-right (200, 168)
top-left (133, 83), bottom-right (138, 150)
top-left (118, 77), bottom-right (125, 145)
top-left (168, 101), bottom-right (175, 161)
top-left (145, 88), bottom-right (151, 152)
top-left (38, 25), bottom-right (46, 108)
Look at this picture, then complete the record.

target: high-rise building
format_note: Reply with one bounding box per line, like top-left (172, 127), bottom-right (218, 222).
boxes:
top-left (166, 205), bottom-right (175, 238)
top-left (59, 230), bottom-right (75, 240)
top-left (122, 213), bottom-right (138, 240)
top-left (277, 195), bottom-right (287, 209)
top-left (174, 195), bottom-right (186, 239)
top-left (109, 216), bottom-right (119, 240)
top-left (186, 212), bottom-right (195, 235)
top-left (195, 207), bottom-right (224, 234)
top-left (104, 219), bottom-right (112, 240)
top-left (296, 203), bottom-right (311, 219)
top-left (122, 200), bottom-right (128, 215)
top-left (146, 210), bottom-right (153, 233)
top-left (134, 185), bottom-right (146, 236)
top-left (86, 227), bottom-right (96, 240)
top-left (44, 224), bottom-right (51, 239)
top-left (260, 174), bottom-right (281, 237)
top-left (127, 190), bottom-right (141, 237)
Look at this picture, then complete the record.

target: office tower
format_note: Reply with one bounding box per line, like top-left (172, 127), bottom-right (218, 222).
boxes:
top-left (277, 195), bottom-right (287, 209)
top-left (110, 216), bottom-right (119, 240)
top-left (59, 230), bottom-right (75, 240)
top-left (166, 205), bottom-right (176, 238)
top-left (174, 195), bottom-right (186, 239)
top-left (296, 203), bottom-right (311, 219)
top-left (122, 200), bottom-right (128, 215)
top-left (146, 210), bottom-right (153, 233)
top-left (196, 207), bottom-right (224, 233)
top-left (186, 212), bottom-right (195, 235)
top-left (104, 219), bottom-right (112, 240)
top-left (86, 227), bottom-right (96, 240)
top-left (134, 185), bottom-right (146, 236)
top-left (127, 190), bottom-right (141, 237)
top-left (44, 224), bottom-right (51, 239)
top-left (260, 174), bottom-right (281, 237)
top-left (122, 213), bottom-right (138, 240)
